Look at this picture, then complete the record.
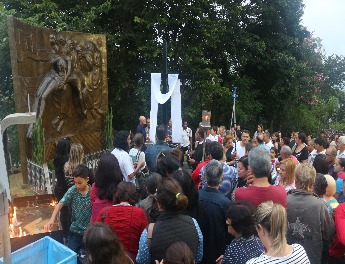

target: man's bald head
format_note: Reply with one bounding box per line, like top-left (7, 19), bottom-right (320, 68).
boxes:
top-left (139, 116), bottom-right (146, 125)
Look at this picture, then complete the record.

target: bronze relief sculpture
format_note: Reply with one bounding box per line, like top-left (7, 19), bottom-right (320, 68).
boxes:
top-left (7, 16), bottom-right (107, 180)
top-left (28, 34), bottom-right (104, 136)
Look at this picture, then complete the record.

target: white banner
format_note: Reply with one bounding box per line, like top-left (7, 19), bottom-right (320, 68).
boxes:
top-left (150, 73), bottom-right (182, 144)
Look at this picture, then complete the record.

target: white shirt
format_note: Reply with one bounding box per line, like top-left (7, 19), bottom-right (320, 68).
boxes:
top-left (337, 150), bottom-right (345, 159)
top-left (129, 148), bottom-right (146, 172)
top-left (308, 149), bottom-right (317, 164)
top-left (263, 141), bottom-right (274, 153)
top-left (181, 127), bottom-right (192, 147)
top-left (206, 134), bottom-right (219, 142)
top-left (111, 148), bottom-right (135, 183)
top-left (308, 149), bottom-right (325, 164)
top-left (246, 243), bottom-right (310, 264)
top-left (231, 141), bottom-right (246, 159)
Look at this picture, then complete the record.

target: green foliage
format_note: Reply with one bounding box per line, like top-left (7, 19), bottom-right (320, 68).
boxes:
top-left (2, 0), bottom-right (345, 137)
top-left (32, 117), bottom-right (44, 164)
top-left (104, 107), bottom-right (113, 150)
top-left (0, 4), bottom-right (20, 166)
top-left (0, 3), bottom-right (15, 120)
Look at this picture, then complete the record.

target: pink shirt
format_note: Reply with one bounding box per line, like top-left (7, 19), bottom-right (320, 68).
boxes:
top-left (290, 155), bottom-right (300, 165)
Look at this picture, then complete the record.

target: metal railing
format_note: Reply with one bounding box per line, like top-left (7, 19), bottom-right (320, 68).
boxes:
top-left (27, 160), bottom-right (53, 194)
top-left (27, 149), bottom-right (106, 194)
top-left (83, 150), bottom-right (106, 172)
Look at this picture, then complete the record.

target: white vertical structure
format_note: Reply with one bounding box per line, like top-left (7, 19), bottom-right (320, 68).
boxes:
top-left (0, 112), bottom-right (36, 264)
top-left (150, 73), bottom-right (182, 144)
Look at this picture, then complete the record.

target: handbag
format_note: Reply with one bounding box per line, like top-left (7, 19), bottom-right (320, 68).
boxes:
top-left (134, 150), bottom-right (146, 191)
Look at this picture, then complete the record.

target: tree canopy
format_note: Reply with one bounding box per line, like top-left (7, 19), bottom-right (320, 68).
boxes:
top-left (1, 0), bottom-right (345, 136)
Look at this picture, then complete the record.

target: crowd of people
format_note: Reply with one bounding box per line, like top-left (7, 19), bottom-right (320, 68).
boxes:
top-left (44, 117), bottom-right (345, 264)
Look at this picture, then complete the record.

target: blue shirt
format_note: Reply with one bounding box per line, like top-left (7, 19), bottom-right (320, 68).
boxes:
top-left (223, 236), bottom-right (264, 264)
top-left (136, 123), bottom-right (146, 142)
top-left (200, 162), bottom-right (238, 198)
top-left (136, 218), bottom-right (203, 264)
top-left (145, 141), bottom-right (172, 173)
top-left (336, 178), bottom-right (343, 194)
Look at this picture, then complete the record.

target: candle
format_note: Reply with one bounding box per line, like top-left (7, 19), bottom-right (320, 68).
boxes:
top-left (19, 227), bottom-right (23, 237)
top-left (13, 207), bottom-right (17, 226)
top-left (28, 94), bottom-right (31, 112)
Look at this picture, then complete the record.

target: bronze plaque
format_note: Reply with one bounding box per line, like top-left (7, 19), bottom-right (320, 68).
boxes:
top-left (7, 16), bottom-right (108, 181)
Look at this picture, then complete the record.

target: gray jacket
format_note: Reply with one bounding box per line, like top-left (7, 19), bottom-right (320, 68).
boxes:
top-left (286, 189), bottom-right (335, 264)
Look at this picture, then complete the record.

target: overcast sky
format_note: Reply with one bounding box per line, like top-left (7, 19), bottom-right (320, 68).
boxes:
top-left (302, 0), bottom-right (345, 56)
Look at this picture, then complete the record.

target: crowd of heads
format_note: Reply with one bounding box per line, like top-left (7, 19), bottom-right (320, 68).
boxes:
top-left (52, 121), bottom-right (345, 264)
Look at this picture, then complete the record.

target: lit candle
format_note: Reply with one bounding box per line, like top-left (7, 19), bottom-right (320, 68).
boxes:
top-left (13, 207), bottom-right (17, 226)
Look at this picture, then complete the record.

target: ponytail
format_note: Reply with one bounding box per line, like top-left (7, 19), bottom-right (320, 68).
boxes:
top-left (254, 201), bottom-right (287, 255)
top-left (156, 177), bottom-right (189, 212)
top-left (175, 192), bottom-right (188, 211)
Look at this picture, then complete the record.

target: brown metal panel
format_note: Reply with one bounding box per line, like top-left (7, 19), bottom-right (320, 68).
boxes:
top-left (7, 16), bottom-right (108, 182)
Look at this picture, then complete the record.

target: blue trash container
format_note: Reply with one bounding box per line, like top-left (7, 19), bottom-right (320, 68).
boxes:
top-left (0, 236), bottom-right (77, 264)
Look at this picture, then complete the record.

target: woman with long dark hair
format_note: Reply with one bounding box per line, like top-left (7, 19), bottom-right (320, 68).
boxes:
top-left (272, 131), bottom-right (281, 152)
top-left (254, 124), bottom-right (264, 140)
top-left (53, 137), bottom-right (71, 244)
top-left (112, 130), bottom-right (145, 183)
top-left (90, 152), bottom-right (123, 223)
top-left (292, 133), bottom-right (309, 163)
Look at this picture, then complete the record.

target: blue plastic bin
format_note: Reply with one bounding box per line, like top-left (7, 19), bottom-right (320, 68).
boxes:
top-left (0, 236), bottom-right (77, 264)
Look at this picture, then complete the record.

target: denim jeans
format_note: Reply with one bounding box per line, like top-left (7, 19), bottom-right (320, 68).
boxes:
top-left (68, 232), bottom-right (83, 254)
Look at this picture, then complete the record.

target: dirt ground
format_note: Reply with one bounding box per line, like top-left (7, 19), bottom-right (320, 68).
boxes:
top-left (9, 172), bottom-right (35, 198)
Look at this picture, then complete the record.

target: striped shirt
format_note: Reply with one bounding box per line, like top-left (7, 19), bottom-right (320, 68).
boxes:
top-left (246, 244), bottom-right (310, 264)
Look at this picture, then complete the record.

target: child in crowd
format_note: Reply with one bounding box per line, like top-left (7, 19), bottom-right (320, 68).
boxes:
top-left (324, 174), bottom-right (339, 214)
top-left (138, 173), bottom-right (162, 223)
top-left (45, 164), bottom-right (92, 257)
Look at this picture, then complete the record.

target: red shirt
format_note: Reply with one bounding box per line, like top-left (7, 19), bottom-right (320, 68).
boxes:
top-left (235, 185), bottom-right (287, 208)
top-left (90, 183), bottom-right (99, 205)
top-left (329, 203), bottom-right (345, 257)
top-left (96, 205), bottom-right (148, 257)
top-left (191, 160), bottom-right (209, 188)
top-left (90, 183), bottom-right (113, 223)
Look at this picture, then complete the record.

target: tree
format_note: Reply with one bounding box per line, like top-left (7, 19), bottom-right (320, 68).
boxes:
top-left (2, 0), bottom-right (345, 137)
